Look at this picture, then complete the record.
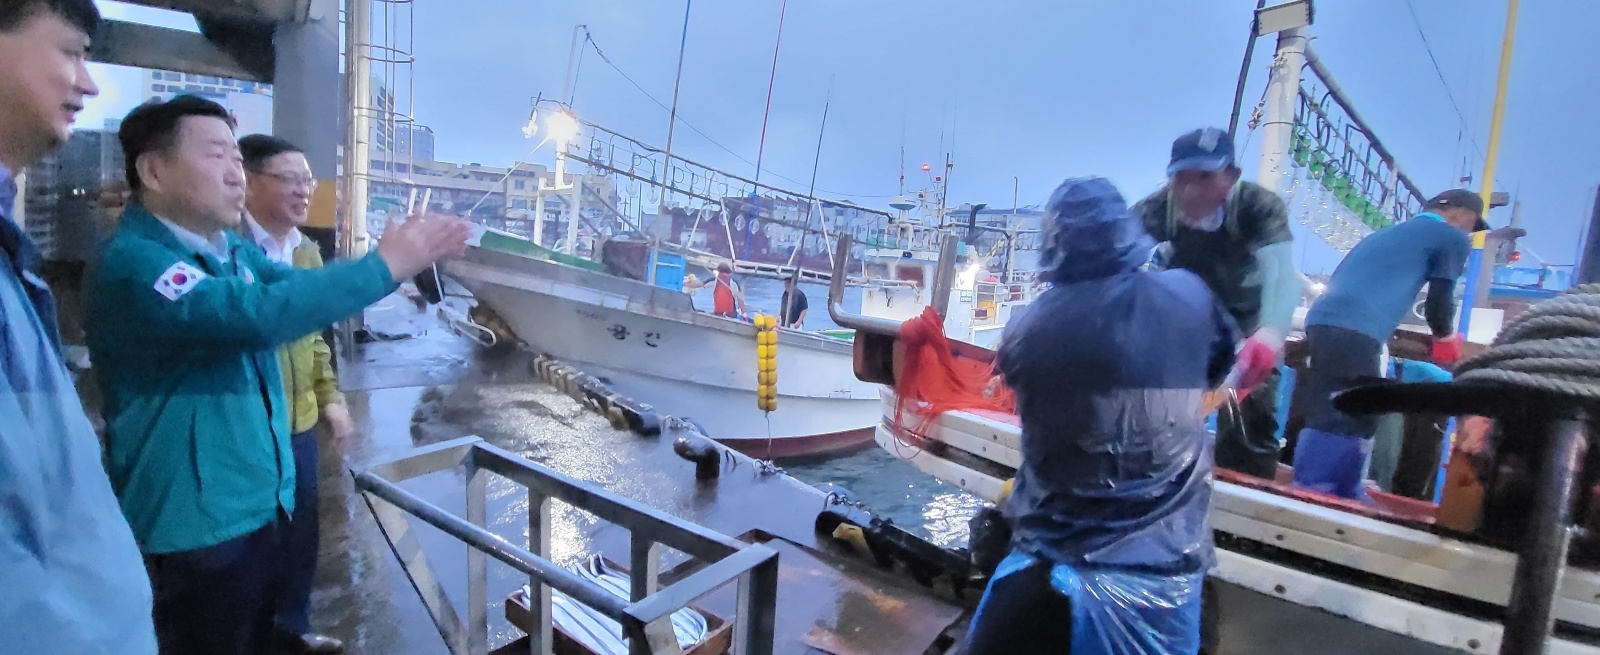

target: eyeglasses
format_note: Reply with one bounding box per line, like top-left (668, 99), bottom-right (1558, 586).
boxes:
top-left (258, 171), bottom-right (315, 189)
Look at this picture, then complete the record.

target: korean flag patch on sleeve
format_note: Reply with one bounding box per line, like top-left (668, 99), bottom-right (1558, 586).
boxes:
top-left (154, 261), bottom-right (208, 301)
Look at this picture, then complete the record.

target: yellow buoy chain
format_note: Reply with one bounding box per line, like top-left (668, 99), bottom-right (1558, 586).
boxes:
top-left (754, 314), bottom-right (778, 412)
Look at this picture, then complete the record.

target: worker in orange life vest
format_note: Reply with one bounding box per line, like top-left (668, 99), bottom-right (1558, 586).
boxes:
top-left (708, 262), bottom-right (745, 318)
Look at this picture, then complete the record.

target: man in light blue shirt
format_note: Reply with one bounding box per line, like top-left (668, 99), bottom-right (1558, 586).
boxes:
top-left (0, 1), bottom-right (157, 653)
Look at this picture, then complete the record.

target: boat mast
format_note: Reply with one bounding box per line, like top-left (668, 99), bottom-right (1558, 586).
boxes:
top-left (1458, 0), bottom-right (1519, 337)
top-left (753, 0), bottom-right (788, 184)
top-left (1478, 0), bottom-right (1518, 216)
top-left (561, 25), bottom-right (584, 105)
top-left (1255, 25), bottom-right (1308, 192)
top-left (806, 81), bottom-right (835, 269)
top-left (658, 0), bottom-right (695, 215)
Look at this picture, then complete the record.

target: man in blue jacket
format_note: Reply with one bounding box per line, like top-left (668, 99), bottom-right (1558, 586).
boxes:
top-left (0, 2), bottom-right (158, 653)
top-left (1290, 189), bottom-right (1482, 499)
top-left (86, 95), bottom-right (471, 655)
top-left (961, 177), bottom-right (1236, 655)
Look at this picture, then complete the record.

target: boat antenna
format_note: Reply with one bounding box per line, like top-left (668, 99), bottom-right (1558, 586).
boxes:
top-left (753, 0), bottom-right (789, 183)
top-left (898, 123), bottom-right (905, 196)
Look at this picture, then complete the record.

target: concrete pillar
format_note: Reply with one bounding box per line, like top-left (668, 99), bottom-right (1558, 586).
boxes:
top-left (342, 0), bottom-right (373, 258)
top-left (271, 0), bottom-right (341, 180)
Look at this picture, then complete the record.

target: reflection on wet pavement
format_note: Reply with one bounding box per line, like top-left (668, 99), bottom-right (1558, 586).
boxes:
top-left (311, 293), bottom-right (968, 654)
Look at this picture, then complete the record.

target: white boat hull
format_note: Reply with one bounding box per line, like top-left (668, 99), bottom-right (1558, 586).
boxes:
top-left (443, 249), bottom-right (880, 457)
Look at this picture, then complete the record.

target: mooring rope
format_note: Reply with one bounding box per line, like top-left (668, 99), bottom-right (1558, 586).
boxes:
top-left (1453, 283), bottom-right (1600, 400)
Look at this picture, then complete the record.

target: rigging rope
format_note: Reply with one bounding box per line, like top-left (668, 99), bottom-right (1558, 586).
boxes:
top-left (1453, 283), bottom-right (1600, 400)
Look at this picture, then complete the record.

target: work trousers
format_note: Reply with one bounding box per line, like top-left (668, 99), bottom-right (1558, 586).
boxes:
top-left (1287, 325), bottom-right (1386, 499)
top-left (1295, 325), bottom-right (1385, 438)
top-left (144, 517), bottom-right (286, 655)
top-left (960, 558), bottom-right (1074, 654)
top-left (276, 430), bottom-right (322, 635)
top-left (1214, 367), bottom-right (1284, 479)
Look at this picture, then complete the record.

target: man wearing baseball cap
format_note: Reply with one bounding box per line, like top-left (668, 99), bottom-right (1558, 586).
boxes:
top-left (1286, 189), bottom-right (1482, 499)
top-left (1133, 127), bottom-right (1303, 480)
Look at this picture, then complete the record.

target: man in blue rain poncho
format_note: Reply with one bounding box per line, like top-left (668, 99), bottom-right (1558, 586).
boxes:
top-left (961, 177), bottom-right (1237, 655)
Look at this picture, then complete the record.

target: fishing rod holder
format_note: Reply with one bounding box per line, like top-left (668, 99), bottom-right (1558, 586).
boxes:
top-left (351, 436), bottom-right (778, 655)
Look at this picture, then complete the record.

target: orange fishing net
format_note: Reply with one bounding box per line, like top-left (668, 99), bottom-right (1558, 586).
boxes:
top-left (893, 306), bottom-right (1017, 437)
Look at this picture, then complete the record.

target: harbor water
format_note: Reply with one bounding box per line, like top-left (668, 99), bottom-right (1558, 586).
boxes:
top-left (733, 276), bottom-right (989, 548)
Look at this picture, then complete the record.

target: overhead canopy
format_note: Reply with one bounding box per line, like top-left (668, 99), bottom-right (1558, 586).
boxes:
top-left (88, 0), bottom-right (321, 83)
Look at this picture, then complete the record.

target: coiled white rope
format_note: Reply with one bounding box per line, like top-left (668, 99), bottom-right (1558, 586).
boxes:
top-left (1453, 283), bottom-right (1600, 400)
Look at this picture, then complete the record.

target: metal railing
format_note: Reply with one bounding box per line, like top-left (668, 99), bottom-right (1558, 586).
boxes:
top-left (352, 436), bottom-right (779, 655)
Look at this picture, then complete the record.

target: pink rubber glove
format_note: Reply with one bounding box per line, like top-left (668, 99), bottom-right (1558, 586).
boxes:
top-left (1233, 332), bottom-right (1280, 397)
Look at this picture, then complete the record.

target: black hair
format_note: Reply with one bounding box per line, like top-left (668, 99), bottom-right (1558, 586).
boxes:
top-left (238, 133), bottom-right (303, 172)
top-left (118, 94), bottom-right (235, 197)
top-left (0, 0), bottom-right (100, 35)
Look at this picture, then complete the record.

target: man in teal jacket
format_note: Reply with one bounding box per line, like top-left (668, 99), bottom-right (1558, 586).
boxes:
top-left (86, 95), bottom-right (470, 655)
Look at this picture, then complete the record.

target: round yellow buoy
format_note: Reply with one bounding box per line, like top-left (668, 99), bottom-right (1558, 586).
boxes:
top-left (997, 478), bottom-right (1015, 504)
top-left (758, 371), bottom-right (775, 386)
top-left (758, 331), bottom-right (776, 346)
top-left (757, 344), bottom-right (773, 360)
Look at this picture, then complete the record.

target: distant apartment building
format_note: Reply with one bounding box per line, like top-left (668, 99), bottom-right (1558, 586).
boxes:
top-left (142, 69), bottom-right (274, 135)
top-left (23, 122), bottom-right (125, 262)
top-left (367, 77), bottom-right (434, 161)
top-left (394, 123), bottom-right (435, 161)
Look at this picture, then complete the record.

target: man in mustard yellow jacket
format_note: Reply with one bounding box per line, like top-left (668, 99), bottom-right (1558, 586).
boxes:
top-left (238, 134), bottom-right (349, 655)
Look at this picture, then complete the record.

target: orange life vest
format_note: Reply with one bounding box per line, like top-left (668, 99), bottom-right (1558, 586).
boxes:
top-left (712, 276), bottom-right (737, 316)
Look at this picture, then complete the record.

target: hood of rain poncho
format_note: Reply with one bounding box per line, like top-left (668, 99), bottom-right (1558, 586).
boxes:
top-left (1037, 176), bottom-right (1155, 284)
top-left (998, 176), bottom-right (1235, 575)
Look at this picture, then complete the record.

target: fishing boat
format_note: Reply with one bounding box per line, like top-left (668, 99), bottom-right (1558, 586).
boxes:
top-left (435, 108), bottom-right (1047, 458)
top-left (439, 228), bottom-right (882, 459)
top-left (855, 195), bottom-right (1043, 349)
top-left (825, 227), bottom-right (1600, 653)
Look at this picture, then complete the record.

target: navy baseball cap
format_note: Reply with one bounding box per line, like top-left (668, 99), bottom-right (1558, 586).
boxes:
top-left (1424, 189), bottom-right (1490, 231)
top-left (1167, 127), bottom-right (1236, 177)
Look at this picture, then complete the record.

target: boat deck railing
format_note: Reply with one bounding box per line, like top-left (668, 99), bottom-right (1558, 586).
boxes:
top-left (351, 436), bottom-right (779, 655)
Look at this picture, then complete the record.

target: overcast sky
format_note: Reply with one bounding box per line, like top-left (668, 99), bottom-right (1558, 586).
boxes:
top-left (88, 0), bottom-right (1600, 274)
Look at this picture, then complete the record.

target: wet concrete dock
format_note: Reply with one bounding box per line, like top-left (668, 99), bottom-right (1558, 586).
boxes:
top-left (309, 293), bottom-right (966, 654)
